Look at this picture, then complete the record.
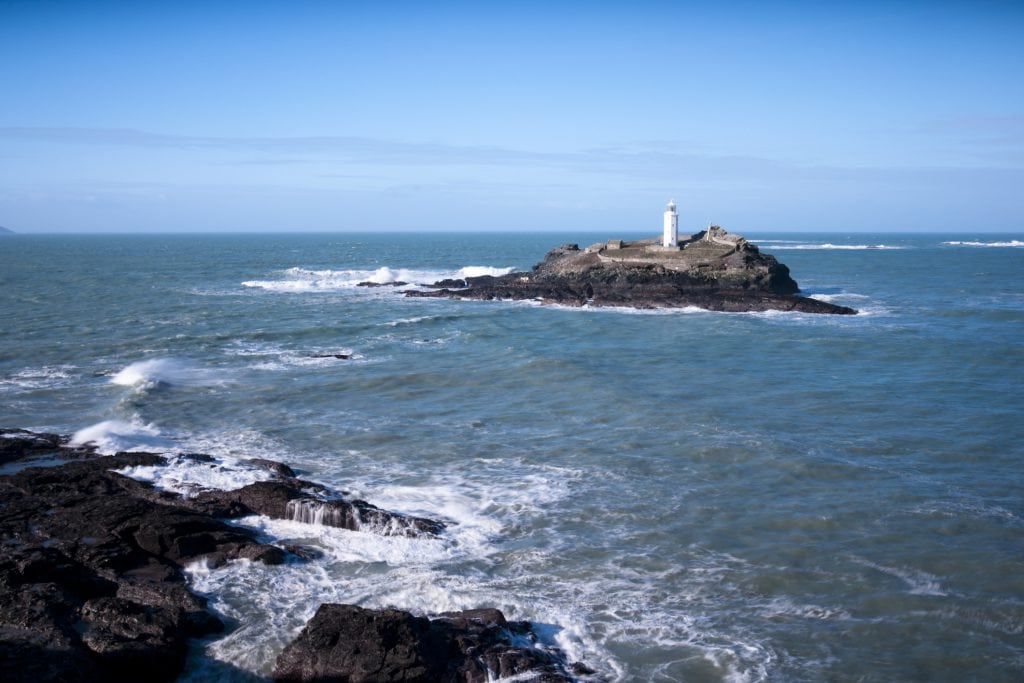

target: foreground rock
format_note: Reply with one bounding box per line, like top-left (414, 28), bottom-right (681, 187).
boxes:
top-left (0, 429), bottom-right (447, 681)
top-left (274, 604), bottom-right (593, 683)
top-left (408, 229), bottom-right (857, 314)
top-left (0, 428), bottom-right (89, 466)
top-left (0, 451), bottom-right (283, 682)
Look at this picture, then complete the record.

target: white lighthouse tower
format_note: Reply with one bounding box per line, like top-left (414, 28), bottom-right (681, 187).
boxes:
top-left (662, 199), bottom-right (678, 247)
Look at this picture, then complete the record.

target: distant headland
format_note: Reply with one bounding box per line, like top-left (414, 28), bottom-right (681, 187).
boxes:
top-left (0, 226), bottom-right (13, 234)
top-left (408, 201), bottom-right (857, 315)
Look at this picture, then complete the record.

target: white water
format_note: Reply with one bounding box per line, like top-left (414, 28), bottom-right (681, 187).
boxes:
top-left (241, 264), bottom-right (514, 292)
top-left (110, 358), bottom-right (226, 389)
top-left (70, 418), bottom-right (167, 453)
top-left (943, 240), bottom-right (1024, 248)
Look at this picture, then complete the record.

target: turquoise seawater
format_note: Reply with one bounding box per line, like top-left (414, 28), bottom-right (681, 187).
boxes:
top-left (1, 232), bottom-right (1022, 681)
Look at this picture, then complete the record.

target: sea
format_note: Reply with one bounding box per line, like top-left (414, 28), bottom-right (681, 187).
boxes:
top-left (1, 231), bottom-right (1022, 682)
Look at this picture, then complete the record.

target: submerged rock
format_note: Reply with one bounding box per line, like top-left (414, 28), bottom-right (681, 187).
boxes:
top-left (408, 230), bottom-right (857, 314)
top-left (273, 604), bottom-right (588, 683)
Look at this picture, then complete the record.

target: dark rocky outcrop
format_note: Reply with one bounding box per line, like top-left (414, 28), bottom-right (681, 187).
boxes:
top-left (0, 428), bottom-right (88, 466)
top-left (408, 231), bottom-right (857, 314)
top-left (189, 480), bottom-right (446, 538)
top-left (0, 451), bottom-right (285, 682)
top-left (0, 431), bottom-right (447, 681)
top-left (357, 281), bottom-right (408, 288)
top-left (273, 604), bottom-right (592, 683)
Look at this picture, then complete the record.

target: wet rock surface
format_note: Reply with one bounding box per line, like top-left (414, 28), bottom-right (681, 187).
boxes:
top-left (0, 428), bottom-right (88, 466)
top-left (0, 430), bottom-right (449, 681)
top-left (273, 604), bottom-right (592, 683)
top-left (189, 479), bottom-right (446, 537)
top-left (408, 232), bottom-right (858, 314)
top-left (0, 449), bottom-right (278, 681)
top-left (1, 432), bottom-right (580, 681)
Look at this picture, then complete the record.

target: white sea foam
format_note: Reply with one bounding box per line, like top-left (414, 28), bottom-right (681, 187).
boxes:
top-left (224, 341), bottom-right (366, 371)
top-left (943, 240), bottom-right (1024, 248)
top-left (0, 365), bottom-right (76, 392)
top-left (242, 265), bottom-right (515, 293)
top-left (116, 453), bottom-right (274, 497)
top-left (110, 358), bottom-right (225, 389)
top-left (807, 292), bottom-right (869, 303)
top-left (383, 315), bottom-right (433, 326)
top-left (759, 597), bottom-right (851, 621)
top-left (852, 557), bottom-right (947, 596)
top-left (69, 418), bottom-right (168, 454)
top-left (765, 243), bottom-right (905, 250)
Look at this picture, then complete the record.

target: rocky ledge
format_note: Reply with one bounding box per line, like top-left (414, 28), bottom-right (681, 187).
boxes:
top-left (274, 604), bottom-right (593, 682)
top-left (408, 228), bottom-right (857, 314)
top-left (0, 429), bottom-right (588, 682)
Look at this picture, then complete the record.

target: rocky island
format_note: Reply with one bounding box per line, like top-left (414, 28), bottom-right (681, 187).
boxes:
top-left (409, 215), bottom-right (857, 315)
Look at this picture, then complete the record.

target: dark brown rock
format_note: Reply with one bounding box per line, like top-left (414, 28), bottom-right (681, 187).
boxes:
top-left (273, 604), bottom-right (582, 683)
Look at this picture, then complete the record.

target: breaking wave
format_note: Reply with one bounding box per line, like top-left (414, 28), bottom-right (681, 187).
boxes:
top-left (943, 240), bottom-right (1024, 248)
top-left (762, 243), bottom-right (905, 250)
top-left (70, 418), bottom-right (169, 454)
top-left (110, 358), bottom-right (225, 389)
top-left (242, 265), bottom-right (514, 293)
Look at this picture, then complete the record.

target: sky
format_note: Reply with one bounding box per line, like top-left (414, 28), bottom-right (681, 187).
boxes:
top-left (1, 0), bottom-right (1022, 233)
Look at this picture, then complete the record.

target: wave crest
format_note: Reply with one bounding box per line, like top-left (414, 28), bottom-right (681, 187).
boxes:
top-left (943, 240), bottom-right (1023, 248)
top-left (111, 358), bottom-right (223, 389)
top-left (242, 265), bottom-right (514, 293)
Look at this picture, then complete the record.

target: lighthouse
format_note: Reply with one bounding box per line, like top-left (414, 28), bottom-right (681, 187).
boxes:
top-left (662, 199), bottom-right (678, 247)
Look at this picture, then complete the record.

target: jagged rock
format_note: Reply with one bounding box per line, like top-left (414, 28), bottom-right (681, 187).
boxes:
top-left (357, 281), bottom-right (408, 288)
top-left (408, 231), bottom-right (857, 314)
top-left (0, 428), bottom-right (90, 465)
top-left (273, 604), bottom-right (584, 683)
top-left (191, 480), bottom-right (446, 538)
top-left (244, 457), bottom-right (297, 478)
top-left (0, 432), bottom-right (448, 682)
top-left (0, 450), bottom-right (283, 682)
top-left (430, 278), bottom-right (467, 289)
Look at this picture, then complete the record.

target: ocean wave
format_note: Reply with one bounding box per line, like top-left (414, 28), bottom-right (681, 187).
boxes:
top-left (69, 418), bottom-right (169, 454)
top-left (111, 358), bottom-right (226, 389)
top-left (242, 265), bottom-right (515, 293)
top-left (943, 240), bottom-right (1024, 248)
top-left (765, 243), bottom-right (905, 250)
top-left (807, 293), bottom-right (870, 303)
top-left (0, 364), bottom-right (76, 392)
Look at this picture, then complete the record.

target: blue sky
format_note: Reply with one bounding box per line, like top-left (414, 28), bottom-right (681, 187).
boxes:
top-left (1, 1), bottom-right (1021, 233)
